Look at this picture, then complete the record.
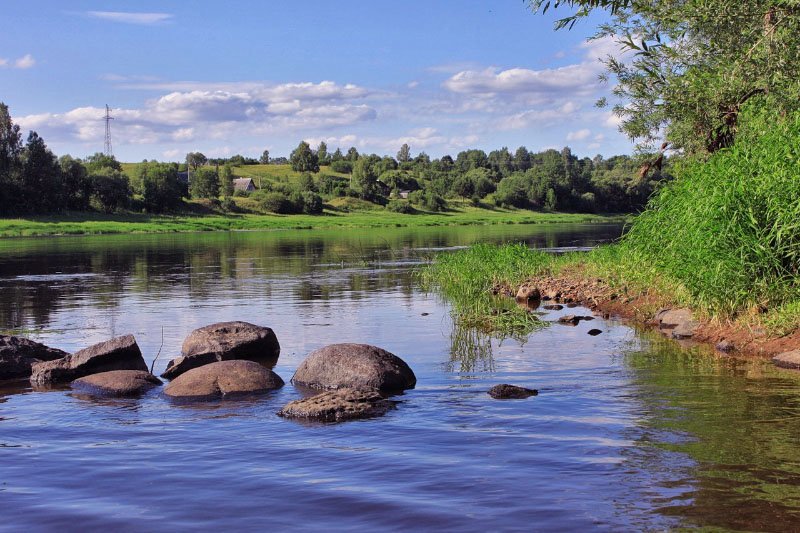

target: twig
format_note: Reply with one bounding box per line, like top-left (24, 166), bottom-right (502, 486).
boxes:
top-left (150, 326), bottom-right (164, 374)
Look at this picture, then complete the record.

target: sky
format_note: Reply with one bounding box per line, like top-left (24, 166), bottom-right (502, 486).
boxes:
top-left (1, 1), bottom-right (632, 162)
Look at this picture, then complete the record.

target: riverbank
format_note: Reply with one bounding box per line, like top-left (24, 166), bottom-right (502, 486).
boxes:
top-left (0, 206), bottom-right (624, 238)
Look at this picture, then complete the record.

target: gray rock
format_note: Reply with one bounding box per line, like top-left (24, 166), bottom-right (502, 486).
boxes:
top-left (162, 321), bottom-right (280, 380)
top-left (163, 360), bottom-right (284, 400)
top-left (543, 304), bottom-right (564, 311)
top-left (0, 335), bottom-right (69, 381)
top-left (31, 335), bottom-right (147, 384)
top-left (72, 370), bottom-right (162, 397)
top-left (772, 350), bottom-right (800, 370)
top-left (278, 388), bottom-right (395, 422)
top-left (654, 308), bottom-right (699, 339)
top-left (292, 343), bottom-right (416, 393)
top-left (488, 384), bottom-right (538, 399)
top-left (556, 315), bottom-right (593, 326)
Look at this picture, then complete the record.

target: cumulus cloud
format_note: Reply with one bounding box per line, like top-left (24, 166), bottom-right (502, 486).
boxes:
top-left (13, 80), bottom-right (379, 149)
top-left (566, 129), bottom-right (591, 142)
top-left (443, 63), bottom-right (602, 98)
top-left (498, 101), bottom-right (580, 131)
top-left (88, 11), bottom-right (173, 25)
top-left (3, 54), bottom-right (35, 69)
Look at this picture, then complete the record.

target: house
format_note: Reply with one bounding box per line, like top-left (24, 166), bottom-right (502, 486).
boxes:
top-left (233, 178), bottom-right (257, 192)
top-left (398, 190), bottom-right (411, 199)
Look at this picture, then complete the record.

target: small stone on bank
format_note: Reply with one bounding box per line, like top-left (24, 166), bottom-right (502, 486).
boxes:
top-left (772, 349), bottom-right (800, 370)
top-left (488, 384), bottom-right (538, 399)
top-left (587, 329), bottom-right (603, 336)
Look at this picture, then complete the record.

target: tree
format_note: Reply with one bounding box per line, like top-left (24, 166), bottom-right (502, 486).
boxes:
top-left (0, 102), bottom-right (22, 181)
top-left (289, 141), bottom-right (319, 172)
top-left (346, 146), bottom-right (359, 161)
top-left (89, 171), bottom-right (130, 213)
top-left (59, 155), bottom-right (91, 211)
top-left (317, 141), bottom-right (328, 164)
top-left (190, 167), bottom-right (220, 199)
top-left (527, 0), bottom-right (800, 154)
top-left (186, 152), bottom-right (207, 171)
top-left (20, 131), bottom-right (62, 212)
top-left (514, 146), bottom-right (531, 172)
top-left (331, 147), bottom-right (343, 162)
top-left (85, 152), bottom-right (122, 174)
top-left (220, 164), bottom-right (234, 197)
top-left (260, 150), bottom-right (270, 165)
top-left (352, 157), bottom-right (380, 201)
top-left (397, 143), bottom-right (411, 163)
top-left (131, 161), bottom-right (185, 212)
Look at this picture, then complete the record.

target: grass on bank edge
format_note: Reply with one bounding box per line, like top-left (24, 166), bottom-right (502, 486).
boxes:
top-left (0, 206), bottom-right (624, 238)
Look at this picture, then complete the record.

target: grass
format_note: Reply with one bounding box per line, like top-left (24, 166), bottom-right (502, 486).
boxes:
top-left (423, 105), bottom-right (800, 337)
top-left (0, 203), bottom-right (623, 238)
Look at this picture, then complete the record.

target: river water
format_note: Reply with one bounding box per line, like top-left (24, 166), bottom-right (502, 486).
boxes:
top-left (1, 223), bottom-right (799, 532)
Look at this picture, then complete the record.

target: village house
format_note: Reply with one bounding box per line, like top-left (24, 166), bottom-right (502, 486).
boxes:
top-left (233, 178), bottom-right (257, 192)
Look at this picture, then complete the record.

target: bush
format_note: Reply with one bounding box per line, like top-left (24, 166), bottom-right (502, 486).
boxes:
top-left (220, 197), bottom-right (237, 212)
top-left (259, 192), bottom-right (295, 214)
top-left (301, 191), bottom-right (323, 214)
top-left (233, 189), bottom-right (249, 198)
top-left (330, 160), bottom-right (353, 174)
top-left (386, 200), bottom-right (414, 214)
top-left (89, 172), bottom-right (131, 213)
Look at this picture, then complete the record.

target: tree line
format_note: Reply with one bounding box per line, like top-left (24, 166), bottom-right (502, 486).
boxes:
top-left (0, 101), bottom-right (668, 217)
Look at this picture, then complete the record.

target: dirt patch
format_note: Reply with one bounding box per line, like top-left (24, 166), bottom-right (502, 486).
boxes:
top-left (502, 275), bottom-right (800, 361)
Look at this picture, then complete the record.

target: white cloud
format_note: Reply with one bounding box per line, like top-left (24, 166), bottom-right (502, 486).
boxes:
top-left (498, 101), bottom-right (580, 130)
top-left (87, 11), bottom-right (173, 25)
top-left (407, 81), bottom-right (419, 88)
top-left (162, 149), bottom-right (181, 160)
top-left (0, 58), bottom-right (7, 67)
top-left (443, 63), bottom-right (602, 97)
top-left (566, 128), bottom-right (591, 142)
top-left (14, 54), bottom-right (35, 69)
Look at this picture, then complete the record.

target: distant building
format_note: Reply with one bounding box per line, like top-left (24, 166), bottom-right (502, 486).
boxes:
top-left (398, 190), bottom-right (411, 199)
top-left (233, 178), bottom-right (257, 192)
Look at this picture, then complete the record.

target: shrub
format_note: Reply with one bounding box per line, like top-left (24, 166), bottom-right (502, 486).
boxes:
top-left (330, 160), bottom-right (353, 174)
top-left (386, 200), bottom-right (414, 214)
top-left (301, 191), bottom-right (323, 214)
top-left (259, 191), bottom-right (295, 214)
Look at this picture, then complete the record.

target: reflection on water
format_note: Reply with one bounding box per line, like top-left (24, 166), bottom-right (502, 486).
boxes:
top-left (1, 223), bottom-right (800, 531)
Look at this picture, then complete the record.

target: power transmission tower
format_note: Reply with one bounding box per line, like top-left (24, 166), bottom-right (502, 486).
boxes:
top-left (103, 104), bottom-right (114, 156)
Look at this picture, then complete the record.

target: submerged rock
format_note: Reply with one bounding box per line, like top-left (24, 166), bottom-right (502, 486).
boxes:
top-left (72, 370), bottom-right (162, 397)
top-left (488, 384), bottom-right (538, 399)
top-left (31, 335), bottom-right (147, 384)
top-left (772, 350), bottom-right (800, 370)
top-left (655, 308), bottom-right (700, 339)
top-left (0, 335), bottom-right (69, 381)
top-left (163, 360), bottom-right (284, 400)
top-left (162, 321), bottom-right (280, 380)
top-left (716, 339), bottom-right (735, 353)
top-left (556, 315), bottom-right (594, 326)
top-left (587, 329), bottom-right (603, 336)
top-left (278, 388), bottom-right (395, 422)
top-left (543, 304), bottom-right (564, 311)
top-left (292, 343), bottom-right (416, 393)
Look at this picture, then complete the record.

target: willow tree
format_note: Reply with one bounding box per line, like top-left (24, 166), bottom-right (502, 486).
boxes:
top-left (528, 0), bottom-right (800, 154)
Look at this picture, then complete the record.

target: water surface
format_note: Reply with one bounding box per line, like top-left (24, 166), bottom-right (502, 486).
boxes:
top-left (1, 223), bottom-right (799, 531)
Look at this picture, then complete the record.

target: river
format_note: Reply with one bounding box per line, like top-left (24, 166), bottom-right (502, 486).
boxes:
top-left (1, 223), bottom-right (799, 531)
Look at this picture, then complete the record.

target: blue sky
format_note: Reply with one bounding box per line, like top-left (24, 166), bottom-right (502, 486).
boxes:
top-left (1, 1), bottom-right (631, 162)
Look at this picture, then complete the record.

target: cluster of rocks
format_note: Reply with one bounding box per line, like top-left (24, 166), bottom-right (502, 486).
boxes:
top-left (1, 321), bottom-right (541, 421)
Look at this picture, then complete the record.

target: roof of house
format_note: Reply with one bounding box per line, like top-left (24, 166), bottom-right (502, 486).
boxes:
top-left (233, 177), bottom-right (255, 191)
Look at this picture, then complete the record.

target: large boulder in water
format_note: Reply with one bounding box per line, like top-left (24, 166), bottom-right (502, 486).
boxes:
top-left (31, 334), bottom-right (147, 384)
top-left (278, 388), bottom-right (395, 422)
top-left (72, 370), bottom-right (162, 397)
top-left (772, 350), bottom-right (800, 370)
top-left (163, 360), bottom-right (284, 400)
top-left (292, 343), bottom-right (416, 393)
top-left (0, 335), bottom-right (69, 381)
top-left (161, 321), bottom-right (280, 380)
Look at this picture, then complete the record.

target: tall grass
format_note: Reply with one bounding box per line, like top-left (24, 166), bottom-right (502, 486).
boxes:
top-left (419, 243), bottom-right (559, 335)
top-left (611, 106), bottom-right (800, 316)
